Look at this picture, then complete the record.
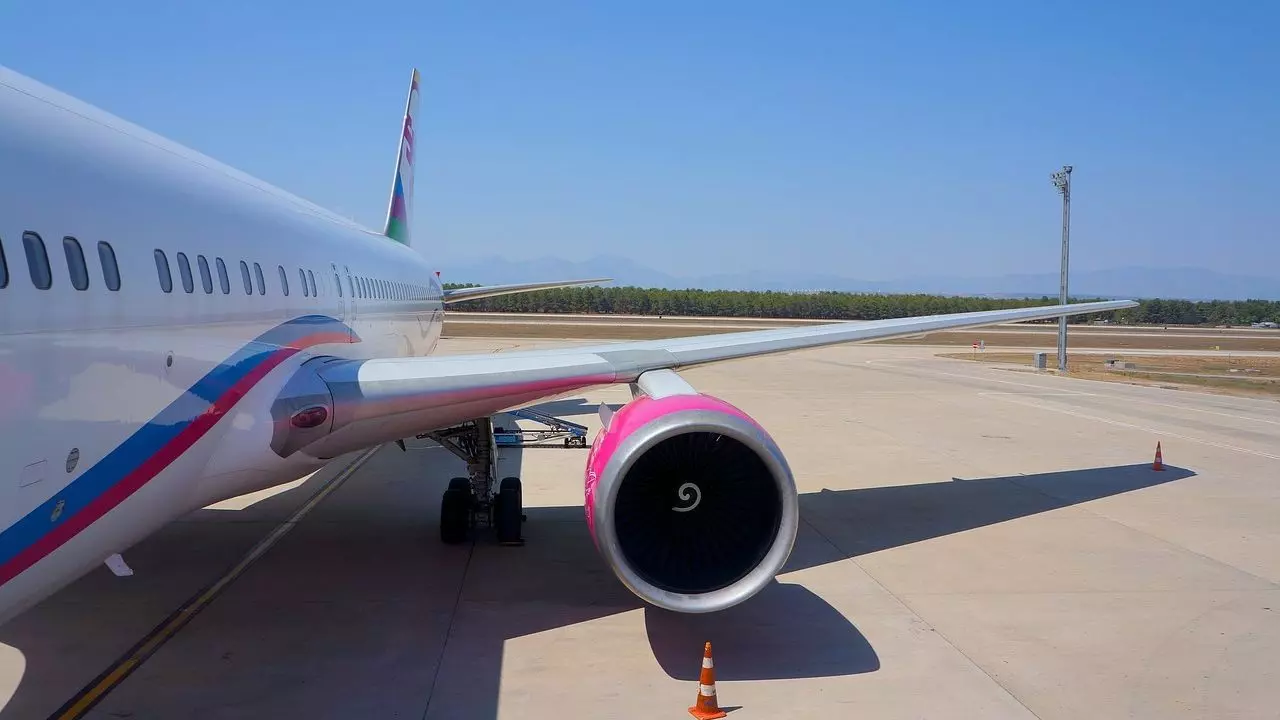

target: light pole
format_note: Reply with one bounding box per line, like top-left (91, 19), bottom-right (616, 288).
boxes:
top-left (1051, 165), bottom-right (1072, 372)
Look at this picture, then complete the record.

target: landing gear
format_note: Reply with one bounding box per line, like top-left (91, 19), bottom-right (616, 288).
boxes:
top-left (494, 476), bottom-right (524, 546)
top-left (419, 417), bottom-right (524, 546)
top-left (440, 477), bottom-right (471, 544)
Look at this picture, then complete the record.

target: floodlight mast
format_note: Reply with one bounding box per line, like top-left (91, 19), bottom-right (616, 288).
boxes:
top-left (1051, 165), bottom-right (1073, 373)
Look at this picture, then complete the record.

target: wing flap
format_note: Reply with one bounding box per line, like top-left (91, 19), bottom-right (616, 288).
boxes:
top-left (279, 299), bottom-right (1134, 459)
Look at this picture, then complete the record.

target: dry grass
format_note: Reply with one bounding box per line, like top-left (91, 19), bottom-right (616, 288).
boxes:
top-left (939, 351), bottom-right (1280, 399)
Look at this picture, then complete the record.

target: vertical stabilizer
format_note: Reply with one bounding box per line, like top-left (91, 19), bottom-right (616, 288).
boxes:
top-left (383, 68), bottom-right (421, 245)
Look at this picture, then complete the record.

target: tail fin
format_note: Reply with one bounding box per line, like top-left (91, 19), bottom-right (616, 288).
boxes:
top-left (382, 68), bottom-right (421, 245)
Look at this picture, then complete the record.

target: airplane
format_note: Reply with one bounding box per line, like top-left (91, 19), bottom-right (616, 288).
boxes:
top-left (0, 65), bottom-right (1136, 627)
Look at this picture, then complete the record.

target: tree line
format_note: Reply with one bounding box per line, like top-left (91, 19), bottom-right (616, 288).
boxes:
top-left (444, 284), bottom-right (1280, 326)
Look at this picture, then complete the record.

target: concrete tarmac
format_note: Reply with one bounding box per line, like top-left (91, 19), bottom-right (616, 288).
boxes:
top-left (2, 339), bottom-right (1278, 719)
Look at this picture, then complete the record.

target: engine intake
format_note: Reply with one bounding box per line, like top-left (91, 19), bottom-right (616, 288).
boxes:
top-left (585, 391), bottom-right (799, 613)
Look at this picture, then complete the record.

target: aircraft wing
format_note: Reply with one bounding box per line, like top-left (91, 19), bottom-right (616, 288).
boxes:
top-left (442, 278), bottom-right (612, 303)
top-left (274, 299), bottom-right (1135, 459)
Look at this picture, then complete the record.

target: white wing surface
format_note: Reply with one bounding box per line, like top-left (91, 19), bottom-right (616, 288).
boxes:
top-left (275, 300), bottom-right (1135, 459)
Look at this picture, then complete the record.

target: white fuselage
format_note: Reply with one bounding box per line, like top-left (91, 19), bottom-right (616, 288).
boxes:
top-left (0, 69), bottom-right (444, 624)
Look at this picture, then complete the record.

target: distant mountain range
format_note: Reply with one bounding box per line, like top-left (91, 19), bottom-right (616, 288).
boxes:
top-left (440, 255), bottom-right (1279, 301)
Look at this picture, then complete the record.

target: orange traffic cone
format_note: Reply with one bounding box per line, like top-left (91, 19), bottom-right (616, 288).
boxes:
top-left (688, 641), bottom-right (727, 720)
top-left (1153, 442), bottom-right (1164, 471)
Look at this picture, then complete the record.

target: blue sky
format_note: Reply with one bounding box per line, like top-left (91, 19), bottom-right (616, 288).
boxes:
top-left (2, 1), bottom-right (1277, 282)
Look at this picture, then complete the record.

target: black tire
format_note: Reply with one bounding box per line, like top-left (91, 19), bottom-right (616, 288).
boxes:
top-left (495, 477), bottom-right (523, 546)
top-left (440, 487), bottom-right (470, 544)
top-left (448, 477), bottom-right (470, 492)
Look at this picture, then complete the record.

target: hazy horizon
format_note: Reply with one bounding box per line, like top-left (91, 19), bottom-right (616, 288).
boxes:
top-left (439, 254), bottom-right (1280, 302)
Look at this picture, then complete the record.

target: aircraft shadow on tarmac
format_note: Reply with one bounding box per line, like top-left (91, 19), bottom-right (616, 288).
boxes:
top-left (622, 461), bottom-right (1197, 683)
top-left (0, 429), bottom-right (1195, 719)
top-left (425, 457), bottom-right (1195, 719)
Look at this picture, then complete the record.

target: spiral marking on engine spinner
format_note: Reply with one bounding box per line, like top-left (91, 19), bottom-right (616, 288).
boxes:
top-left (672, 482), bottom-right (701, 512)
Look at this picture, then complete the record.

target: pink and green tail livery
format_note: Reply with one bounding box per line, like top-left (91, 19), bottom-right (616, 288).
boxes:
top-left (383, 68), bottom-right (421, 245)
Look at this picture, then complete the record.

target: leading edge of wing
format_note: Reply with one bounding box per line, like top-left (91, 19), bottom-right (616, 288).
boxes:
top-left (300, 299), bottom-right (1134, 458)
top-left (433, 298), bottom-right (1135, 373)
top-left (568, 298), bottom-right (1139, 369)
top-left (442, 278), bottom-right (612, 303)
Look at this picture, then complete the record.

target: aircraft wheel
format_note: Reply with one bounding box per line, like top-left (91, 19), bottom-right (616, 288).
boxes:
top-left (440, 477), bottom-right (471, 544)
top-left (495, 476), bottom-right (524, 546)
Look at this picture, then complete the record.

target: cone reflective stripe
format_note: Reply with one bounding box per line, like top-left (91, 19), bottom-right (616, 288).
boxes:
top-left (1153, 442), bottom-right (1164, 471)
top-left (689, 641), bottom-right (727, 720)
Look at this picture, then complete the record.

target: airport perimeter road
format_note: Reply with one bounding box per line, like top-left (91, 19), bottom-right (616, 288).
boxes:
top-left (2, 339), bottom-right (1278, 719)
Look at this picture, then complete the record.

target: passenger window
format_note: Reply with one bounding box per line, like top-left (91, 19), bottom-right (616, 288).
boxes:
top-left (335, 271), bottom-right (343, 297)
top-left (216, 257), bottom-right (230, 294)
top-left (308, 270), bottom-right (316, 297)
top-left (98, 241), bottom-right (121, 291)
top-left (278, 265), bottom-right (289, 296)
top-left (298, 268), bottom-right (308, 297)
top-left (253, 262), bottom-right (265, 295)
top-left (197, 255), bottom-right (213, 294)
top-left (0, 235), bottom-right (8, 289)
top-left (62, 237), bottom-right (89, 291)
top-left (346, 274), bottom-right (354, 297)
top-left (23, 232), bottom-right (53, 289)
top-left (155, 249), bottom-right (173, 293)
top-left (239, 260), bottom-right (252, 294)
top-left (176, 252), bottom-right (194, 293)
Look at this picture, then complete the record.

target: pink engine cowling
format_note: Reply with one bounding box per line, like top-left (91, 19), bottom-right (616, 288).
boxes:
top-left (583, 392), bottom-right (800, 614)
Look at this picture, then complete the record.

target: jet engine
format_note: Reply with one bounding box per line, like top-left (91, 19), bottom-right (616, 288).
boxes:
top-left (584, 380), bottom-right (799, 613)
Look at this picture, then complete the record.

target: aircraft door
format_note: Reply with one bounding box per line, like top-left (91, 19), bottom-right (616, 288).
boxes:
top-left (343, 264), bottom-right (356, 329)
top-left (330, 263), bottom-right (346, 323)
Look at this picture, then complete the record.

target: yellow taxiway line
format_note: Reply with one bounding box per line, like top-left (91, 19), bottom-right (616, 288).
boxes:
top-left (49, 446), bottom-right (381, 720)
